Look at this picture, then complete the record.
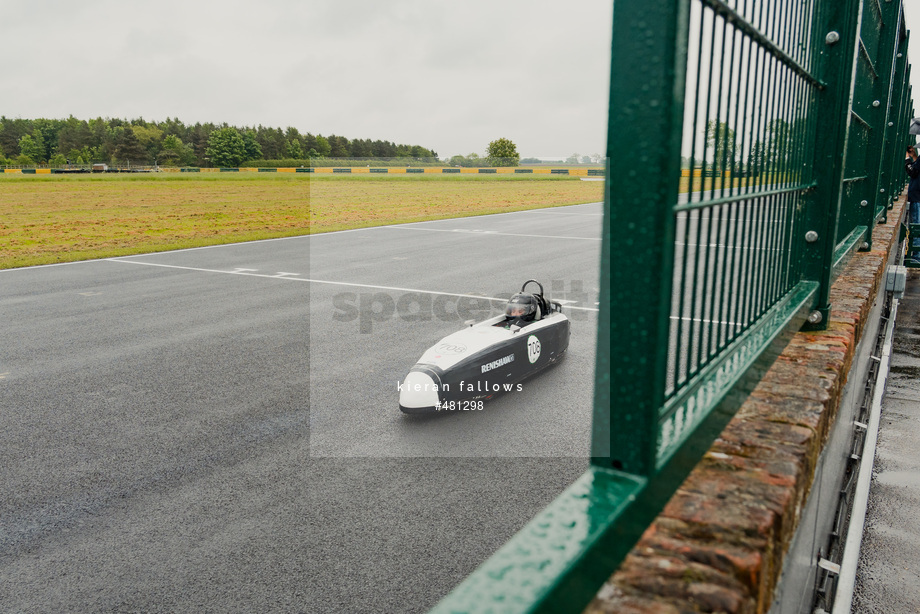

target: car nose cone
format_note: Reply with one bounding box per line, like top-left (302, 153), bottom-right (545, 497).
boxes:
top-left (399, 370), bottom-right (441, 413)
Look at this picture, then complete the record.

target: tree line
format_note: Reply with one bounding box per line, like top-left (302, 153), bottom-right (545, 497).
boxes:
top-left (700, 118), bottom-right (800, 173)
top-left (0, 116), bottom-right (438, 167)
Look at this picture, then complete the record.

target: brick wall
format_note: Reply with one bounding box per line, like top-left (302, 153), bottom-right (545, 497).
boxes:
top-left (586, 196), bottom-right (906, 614)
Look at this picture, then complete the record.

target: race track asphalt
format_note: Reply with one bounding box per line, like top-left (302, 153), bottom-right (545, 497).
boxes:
top-left (0, 202), bottom-right (601, 613)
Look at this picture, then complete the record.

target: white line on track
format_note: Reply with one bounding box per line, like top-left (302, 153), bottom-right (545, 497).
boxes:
top-left (0, 234), bottom-right (318, 272)
top-left (105, 258), bottom-right (742, 327)
top-left (383, 226), bottom-right (600, 241)
top-left (105, 258), bottom-right (602, 312)
top-left (511, 210), bottom-right (604, 217)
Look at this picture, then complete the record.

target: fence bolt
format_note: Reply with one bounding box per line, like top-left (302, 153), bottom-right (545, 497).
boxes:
top-left (805, 231), bottom-right (820, 243)
top-left (860, 200), bottom-right (869, 207)
top-left (826, 31), bottom-right (840, 45)
top-left (872, 100), bottom-right (881, 107)
top-left (861, 242), bottom-right (870, 250)
top-left (880, 188), bottom-right (886, 193)
top-left (898, 53), bottom-right (903, 58)
top-left (890, 122), bottom-right (895, 126)
top-left (807, 311), bottom-right (824, 324)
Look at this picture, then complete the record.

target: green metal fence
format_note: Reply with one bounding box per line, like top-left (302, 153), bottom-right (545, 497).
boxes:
top-left (431, 1), bottom-right (914, 612)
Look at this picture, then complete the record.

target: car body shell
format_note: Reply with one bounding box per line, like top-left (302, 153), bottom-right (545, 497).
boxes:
top-left (398, 310), bottom-right (570, 413)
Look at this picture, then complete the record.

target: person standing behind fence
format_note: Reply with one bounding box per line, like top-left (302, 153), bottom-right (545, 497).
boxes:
top-left (904, 145), bottom-right (920, 208)
top-left (905, 146), bottom-right (920, 264)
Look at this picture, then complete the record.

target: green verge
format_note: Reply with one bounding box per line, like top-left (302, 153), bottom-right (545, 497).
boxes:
top-left (0, 173), bottom-right (603, 269)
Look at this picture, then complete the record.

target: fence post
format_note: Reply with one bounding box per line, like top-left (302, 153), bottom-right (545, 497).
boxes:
top-left (801, 0), bottom-right (864, 329)
top-left (900, 61), bottom-right (912, 193)
top-left (858, 0), bottom-right (901, 238)
top-left (905, 77), bottom-right (914, 186)
top-left (591, 0), bottom-right (689, 474)
top-left (895, 25), bottom-right (910, 201)
top-left (883, 26), bottom-right (909, 208)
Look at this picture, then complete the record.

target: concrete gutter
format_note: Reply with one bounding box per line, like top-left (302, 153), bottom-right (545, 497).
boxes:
top-left (584, 196), bottom-right (907, 614)
top-left (831, 289), bottom-right (899, 612)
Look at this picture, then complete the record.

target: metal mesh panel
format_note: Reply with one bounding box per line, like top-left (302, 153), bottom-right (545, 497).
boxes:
top-left (668, 0), bottom-right (820, 402)
top-left (431, 1), bottom-right (914, 611)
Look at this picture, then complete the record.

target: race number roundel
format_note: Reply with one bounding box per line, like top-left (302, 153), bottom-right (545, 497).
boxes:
top-left (527, 335), bottom-right (542, 364)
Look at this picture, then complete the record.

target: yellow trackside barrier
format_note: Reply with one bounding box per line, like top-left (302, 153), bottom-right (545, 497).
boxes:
top-left (1, 166), bottom-right (608, 176)
top-left (680, 168), bottom-right (732, 177)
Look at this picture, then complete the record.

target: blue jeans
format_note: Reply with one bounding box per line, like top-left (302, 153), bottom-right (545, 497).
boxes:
top-left (910, 201), bottom-right (920, 251)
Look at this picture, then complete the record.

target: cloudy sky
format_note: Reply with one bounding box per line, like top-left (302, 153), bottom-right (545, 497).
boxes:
top-left (2, 1), bottom-right (920, 160)
top-left (0, 0), bottom-right (613, 160)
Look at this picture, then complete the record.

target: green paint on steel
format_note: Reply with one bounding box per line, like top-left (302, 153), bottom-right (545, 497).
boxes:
top-left (549, 169), bottom-right (568, 175)
top-left (406, 168), bottom-right (424, 173)
top-left (442, 168), bottom-right (460, 173)
top-left (656, 282), bottom-right (818, 467)
top-left (370, 168), bottom-right (388, 173)
top-left (514, 169), bottom-right (533, 174)
top-left (296, 167), bottom-right (313, 173)
top-left (332, 168), bottom-right (351, 173)
top-left (873, 5), bottom-right (908, 220)
top-left (258, 168), bottom-right (277, 172)
top-left (429, 468), bottom-right (645, 614)
top-left (219, 168), bottom-right (239, 172)
top-left (180, 168), bottom-right (200, 172)
top-left (592, 0), bottom-right (690, 476)
top-left (802, 0), bottom-right (863, 326)
top-left (478, 168), bottom-right (497, 174)
top-left (832, 226), bottom-right (869, 281)
top-left (430, 1), bottom-right (914, 611)
top-left (852, 0), bottom-right (901, 250)
top-left (430, 276), bottom-right (815, 614)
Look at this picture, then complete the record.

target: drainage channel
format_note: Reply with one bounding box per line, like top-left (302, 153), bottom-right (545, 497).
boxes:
top-left (811, 264), bottom-right (905, 614)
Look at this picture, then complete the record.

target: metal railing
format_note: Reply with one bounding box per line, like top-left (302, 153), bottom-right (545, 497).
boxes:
top-left (431, 1), bottom-right (914, 612)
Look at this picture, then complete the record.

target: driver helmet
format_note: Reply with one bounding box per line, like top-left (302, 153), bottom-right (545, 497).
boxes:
top-left (505, 293), bottom-right (538, 321)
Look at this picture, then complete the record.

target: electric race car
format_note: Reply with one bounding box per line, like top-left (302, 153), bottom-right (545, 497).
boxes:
top-left (398, 280), bottom-right (570, 413)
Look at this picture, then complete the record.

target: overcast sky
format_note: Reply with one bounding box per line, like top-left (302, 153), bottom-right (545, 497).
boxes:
top-left (899, 4), bottom-right (920, 127)
top-left (0, 0), bottom-right (613, 160)
top-left (2, 1), bottom-right (920, 160)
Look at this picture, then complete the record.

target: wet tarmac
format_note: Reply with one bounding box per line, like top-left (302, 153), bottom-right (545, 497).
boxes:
top-left (853, 269), bottom-right (920, 613)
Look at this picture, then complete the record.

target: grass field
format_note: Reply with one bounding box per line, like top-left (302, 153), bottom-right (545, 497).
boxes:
top-left (0, 173), bottom-right (603, 269)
